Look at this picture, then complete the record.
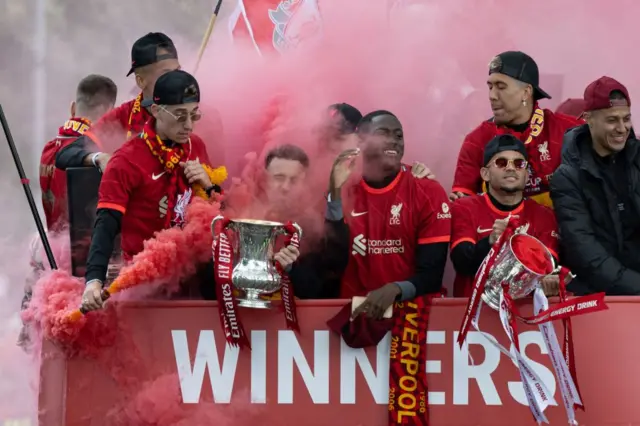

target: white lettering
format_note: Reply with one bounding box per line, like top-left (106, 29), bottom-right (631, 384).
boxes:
top-left (340, 333), bottom-right (390, 404)
top-left (251, 330), bottom-right (267, 403)
top-left (453, 331), bottom-right (501, 405)
top-left (426, 331), bottom-right (446, 405)
top-left (507, 331), bottom-right (557, 406)
top-left (171, 329), bottom-right (559, 407)
top-left (171, 330), bottom-right (239, 404)
top-left (278, 330), bottom-right (330, 404)
top-left (577, 300), bottom-right (597, 310)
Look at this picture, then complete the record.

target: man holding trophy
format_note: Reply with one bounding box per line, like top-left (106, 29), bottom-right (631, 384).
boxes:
top-left (450, 134), bottom-right (561, 297)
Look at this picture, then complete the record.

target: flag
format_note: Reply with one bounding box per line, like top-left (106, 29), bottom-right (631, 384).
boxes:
top-left (229, 0), bottom-right (322, 55)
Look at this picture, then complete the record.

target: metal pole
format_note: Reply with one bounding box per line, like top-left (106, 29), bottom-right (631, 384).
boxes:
top-left (0, 105), bottom-right (57, 270)
top-left (34, 0), bottom-right (47, 180)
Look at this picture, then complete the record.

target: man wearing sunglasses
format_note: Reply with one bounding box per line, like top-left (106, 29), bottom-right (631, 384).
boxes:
top-left (451, 51), bottom-right (582, 207)
top-left (450, 134), bottom-right (560, 297)
top-left (80, 70), bottom-right (223, 311)
top-left (56, 32), bottom-right (181, 173)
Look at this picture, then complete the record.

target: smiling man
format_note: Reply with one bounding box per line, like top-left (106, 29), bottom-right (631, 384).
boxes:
top-left (451, 51), bottom-right (582, 207)
top-left (551, 76), bottom-right (640, 295)
top-left (324, 110), bottom-right (451, 318)
top-left (450, 134), bottom-right (560, 297)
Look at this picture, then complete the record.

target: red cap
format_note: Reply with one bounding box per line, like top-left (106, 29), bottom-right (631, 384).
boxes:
top-left (583, 76), bottom-right (631, 111)
top-left (326, 303), bottom-right (393, 348)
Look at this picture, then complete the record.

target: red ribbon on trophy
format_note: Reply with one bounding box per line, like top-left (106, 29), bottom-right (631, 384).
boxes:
top-left (274, 221), bottom-right (301, 333)
top-left (457, 216), bottom-right (520, 347)
top-left (212, 217), bottom-right (251, 349)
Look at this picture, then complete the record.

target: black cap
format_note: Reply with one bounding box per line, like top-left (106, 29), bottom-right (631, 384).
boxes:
top-left (483, 134), bottom-right (528, 166)
top-left (329, 103), bottom-right (362, 134)
top-left (127, 32), bottom-right (178, 76)
top-left (489, 51), bottom-right (551, 100)
top-left (151, 70), bottom-right (200, 106)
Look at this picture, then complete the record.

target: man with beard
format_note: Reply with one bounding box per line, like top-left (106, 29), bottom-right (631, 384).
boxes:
top-left (551, 77), bottom-right (640, 295)
top-left (325, 110), bottom-right (450, 317)
top-left (451, 51), bottom-right (582, 207)
top-left (450, 134), bottom-right (560, 297)
top-left (56, 32), bottom-right (181, 171)
top-left (39, 74), bottom-right (117, 231)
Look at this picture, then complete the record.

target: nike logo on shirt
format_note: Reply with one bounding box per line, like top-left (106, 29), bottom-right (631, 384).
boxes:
top-left (351, 210), bottom-right (368, 217)
top-left (152, 172), bottom-right (166, 180)
top-left (477, 227), bottom-right (492, 233)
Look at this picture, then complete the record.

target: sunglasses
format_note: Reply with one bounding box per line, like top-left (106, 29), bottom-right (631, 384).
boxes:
top-left (491, 157), bottom-right (528, 169)
top-left (159, 105), bottom-right (202, 123)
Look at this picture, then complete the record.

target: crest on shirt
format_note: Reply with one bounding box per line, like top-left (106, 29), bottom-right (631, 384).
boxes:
top-left (390, 202), bottom-right (403, 226)
top-left (538, 141), bottom-right (551, 162)
top-left (172, 188), bottom-right (192, 227)
top-left (515, 222), bottom-right (530, 235)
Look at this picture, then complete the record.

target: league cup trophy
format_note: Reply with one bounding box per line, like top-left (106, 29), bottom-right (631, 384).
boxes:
top-left (459, 223), bottom-right (607, 424)
top-left (481, 232), bottom-right (554, 310)
top-left (210, 216), bottom-right (303, 308)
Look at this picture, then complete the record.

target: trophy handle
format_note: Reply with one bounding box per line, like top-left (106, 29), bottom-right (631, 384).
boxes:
top-left (548, 266), bottom-right (576, 284)
top-left (211, 215), bottom-right (227, 238)
top-left (290, 222), bottom-right (303, 241)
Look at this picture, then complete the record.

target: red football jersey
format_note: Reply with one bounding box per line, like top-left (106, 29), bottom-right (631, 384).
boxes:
top-left (39, 118), bottom-right (92, 231)
top-left (97, 132), bottom-right (212, 260)
top-left (452, 107), bottom-right (582, 207)
top-left (85, 95), bottom-right (150, 153)
top-left (340, 169), bottom-right (451, 298)
top-left (450, 193), bottom-right (559, 297)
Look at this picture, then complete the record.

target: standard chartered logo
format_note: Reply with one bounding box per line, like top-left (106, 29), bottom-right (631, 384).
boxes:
top-left (352, 234), bottom-right (367, 256)
top-left (351, 234), bottom-right (404, 256)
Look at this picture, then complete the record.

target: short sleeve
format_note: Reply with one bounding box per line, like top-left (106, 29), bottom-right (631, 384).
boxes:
top-left (97, 153), bottom-right (139, 214)
top-left (450, 200), bottom-right (478, 250)
top-left (452, 131), bottom-right (484, 195)
top-left (533, 206), bottom-right (559, 260)
top-left (416, 180), bottom-right (451, 245)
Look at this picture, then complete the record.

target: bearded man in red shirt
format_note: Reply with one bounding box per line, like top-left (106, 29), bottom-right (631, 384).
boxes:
top-left (450, 134), bottom-right (560, 297)
top-left (55, 32), bottom-right (181, 172)
top-left (451, 51), bottom-right (582, 207)
top-left (39, 74), bottom-right (117, 231)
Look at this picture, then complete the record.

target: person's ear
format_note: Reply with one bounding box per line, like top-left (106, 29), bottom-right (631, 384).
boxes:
top-left (480, 166), bottom-right (490, 183)
top-left (70, 101), bottom-right (76, 117)
top-left (150, 104), bottom-right (160, 119)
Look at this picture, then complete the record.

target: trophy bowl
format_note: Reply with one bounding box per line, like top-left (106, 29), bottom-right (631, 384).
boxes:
top-left (481, 233), bottom-right (554, 311)
top-left (211, 216), bottom-right (302, 309)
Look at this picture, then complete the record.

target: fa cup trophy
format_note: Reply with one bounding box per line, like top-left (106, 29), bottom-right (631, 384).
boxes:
top-left (211, 216), bottom-right (303, 308)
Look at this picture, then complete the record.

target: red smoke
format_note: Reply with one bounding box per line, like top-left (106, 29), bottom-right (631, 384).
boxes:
top-left (22, 198), bottom-right (221, 350)
top-left (106, 374), bottom-right (262, 426)
top-left (113, 197), bottom-right (221, 295)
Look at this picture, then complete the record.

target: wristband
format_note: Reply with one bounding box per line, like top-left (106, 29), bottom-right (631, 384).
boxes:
top-left (205, 184), bottom-right (222, 197)
top-left (85, 278), bottom-right (104, 288)
top-left (91, 152), bottom-right (103, 168)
